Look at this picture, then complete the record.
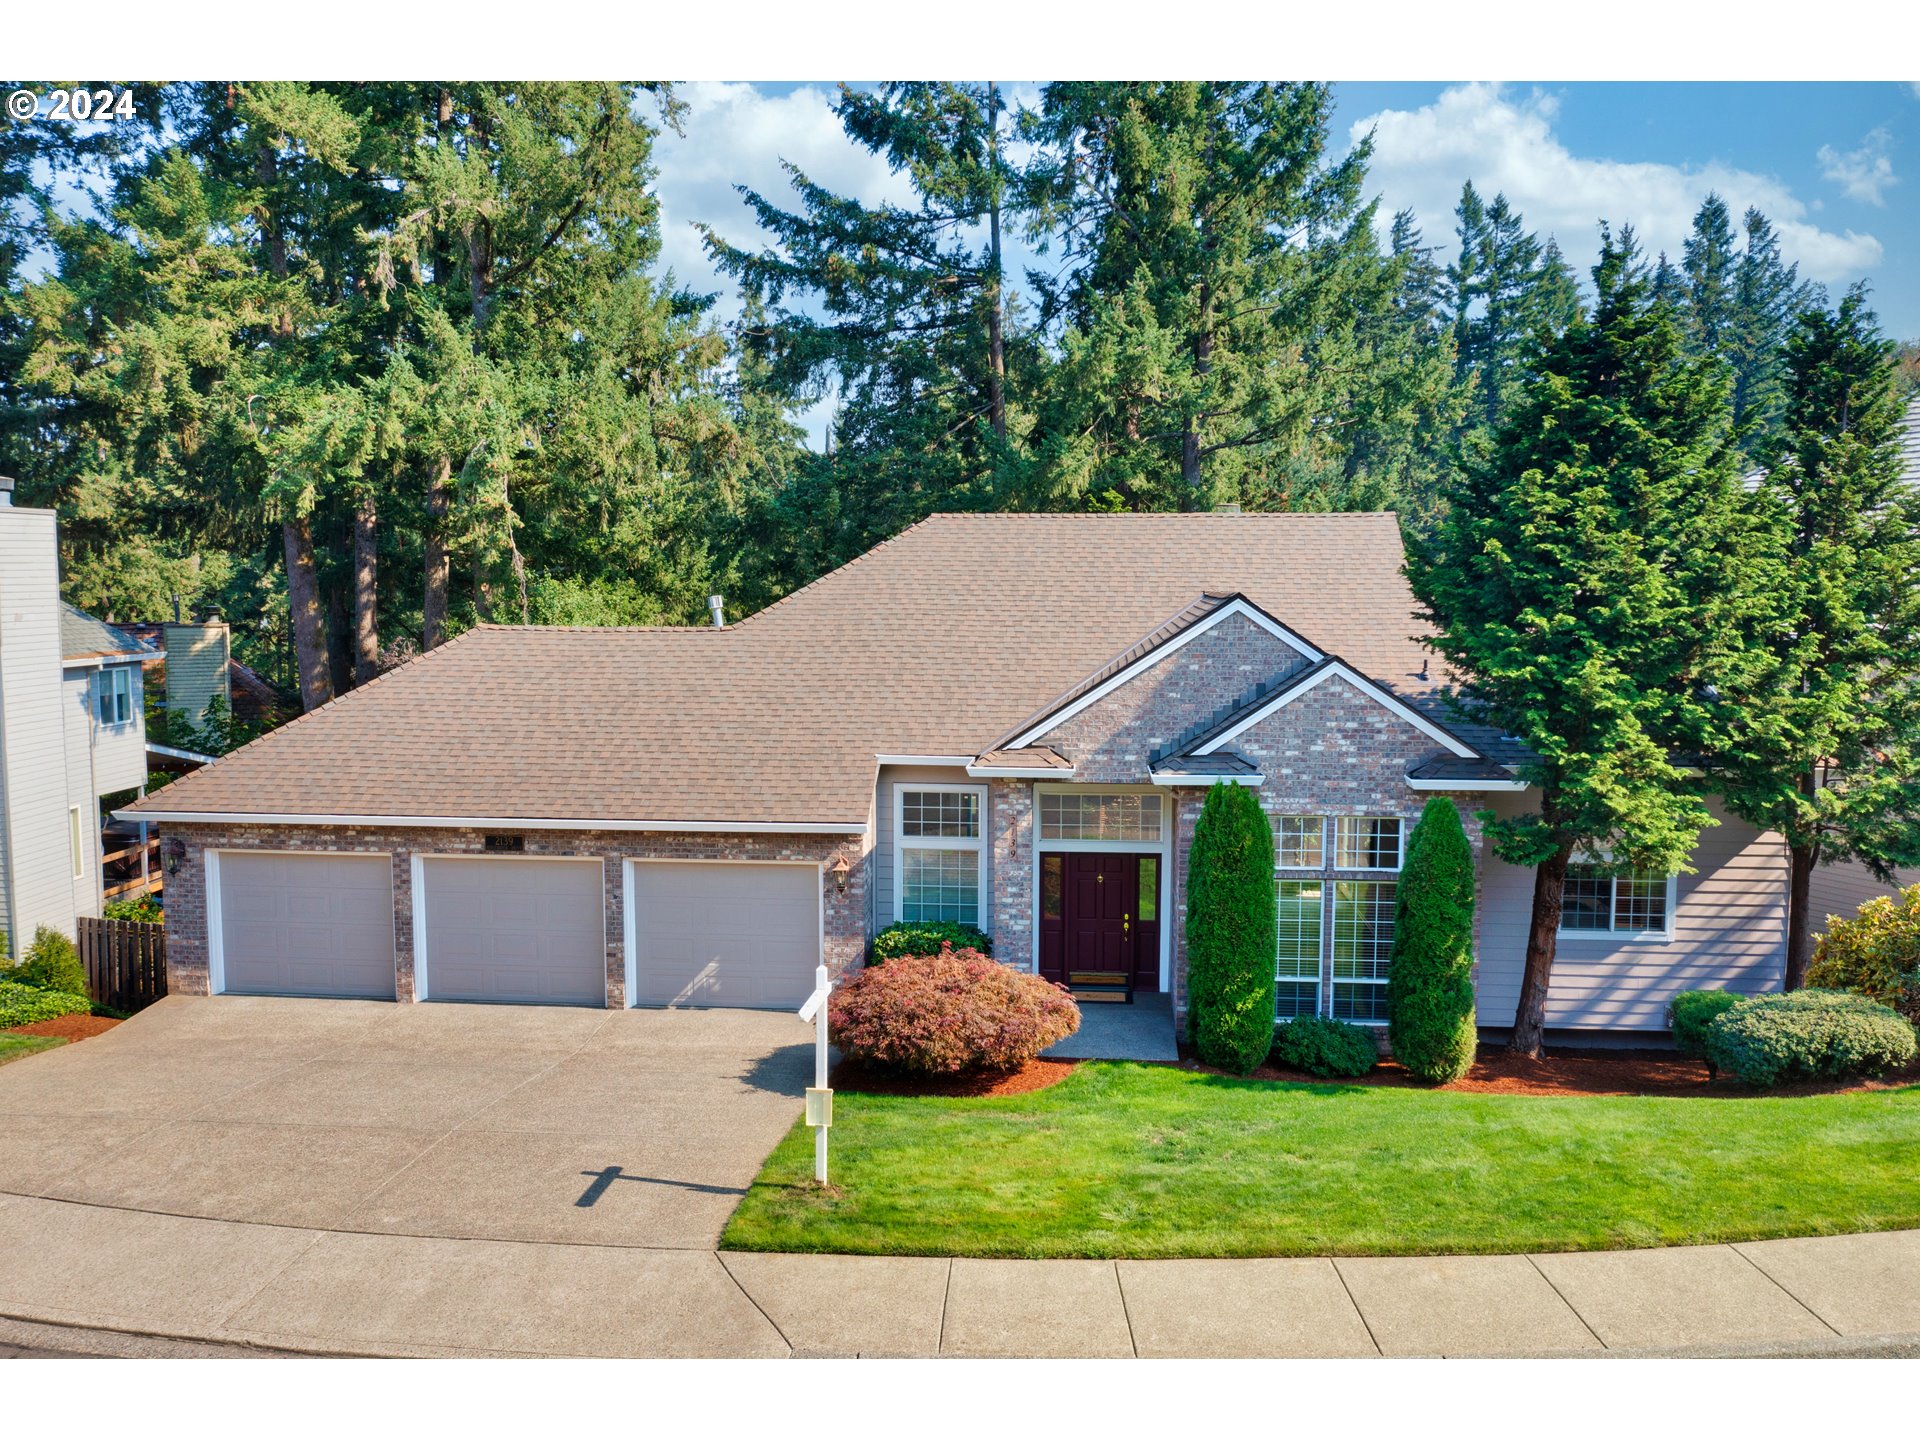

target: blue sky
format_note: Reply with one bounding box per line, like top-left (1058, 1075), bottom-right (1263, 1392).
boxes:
top-left (656, 81), bottom-right (1919, 347)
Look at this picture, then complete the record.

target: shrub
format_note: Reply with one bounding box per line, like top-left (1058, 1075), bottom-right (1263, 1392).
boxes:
top-left (871, 920), bottom-right (992, 963)
top-left (103, 896), bottom-right (163, 924)
top-left (1186, 783), bottom-right (1278, 1074)
top-left (16, 926), bottom-right (87, 999)
top-left (1386, 797), bottom-right (1478, 1083)
top-left (1669, 989), bottom-right (1746, 1069)
top-left (1808, 884), bottom-right (1920, 1023)
top-left (1701, 989), bottom-right (1917, 1087)
top-left (0, 982), bottom-right (92, 1030)
top-left (829, 946), bottom-right (1079, 1074)
top-left (1272, 1017), bottom-right (1379, 1078)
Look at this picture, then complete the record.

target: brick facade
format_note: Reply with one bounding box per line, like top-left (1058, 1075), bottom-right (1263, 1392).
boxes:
top-left (987, 779), bottom-right (1035, 967)
top-left (162, 822), bottom-right (867, 1007)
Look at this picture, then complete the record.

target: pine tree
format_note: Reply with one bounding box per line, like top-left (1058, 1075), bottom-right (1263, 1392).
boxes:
top-left (1411, 227), bottom-right (1761, 1056)
top-left (1386, 797), bottom-right (1478, 1083)
top-left (1707, 287), bottom-right (1920, 988)
top-left (1185, 782), bottom-right (1279, 1074)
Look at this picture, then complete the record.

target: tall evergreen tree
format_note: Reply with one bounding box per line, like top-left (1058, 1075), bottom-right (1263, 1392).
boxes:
top-left (1411, 228), bottom-right (1763, 1056)
top-left (1727, 207), bottom-right (1817, 446)
top-left (1707, 287), bottom-right (1920, 988)
top-left (1681, 193), bottom-right (1739, 356)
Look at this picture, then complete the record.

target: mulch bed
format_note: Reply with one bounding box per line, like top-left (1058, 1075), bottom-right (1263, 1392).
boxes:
top-left (4, 1014), bottom-right (121, 1043)
top-left (831, 1056), bottom-right (1079, 1098)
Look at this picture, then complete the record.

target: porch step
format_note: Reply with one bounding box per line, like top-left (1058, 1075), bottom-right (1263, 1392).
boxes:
top-left (1073, 989), bottom-right (1133, 1004)
top-left (1068, 971), bottom-right (1129, 987)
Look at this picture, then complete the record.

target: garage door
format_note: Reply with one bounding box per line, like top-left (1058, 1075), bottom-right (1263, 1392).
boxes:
top-left (216, 852), bottom-right (396, 998)
top-left (421, 857), bottom-right (606, 1005)
top-left (629, 862), bottom-right (820, 1009)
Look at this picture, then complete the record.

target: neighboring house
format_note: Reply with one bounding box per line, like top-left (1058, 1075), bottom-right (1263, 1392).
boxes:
top-left (0, 484), bottom-right (158, 960)
top-left (1805, 391), bottom-right (1920, 933)
top-left (125, 512), bottom-right (1791, 1041)
top-left (122, 618), bottom-right (297, 734)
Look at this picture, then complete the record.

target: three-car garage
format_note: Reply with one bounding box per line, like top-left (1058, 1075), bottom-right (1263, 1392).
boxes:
top-left (205, 847), bottom-right (825, 1010)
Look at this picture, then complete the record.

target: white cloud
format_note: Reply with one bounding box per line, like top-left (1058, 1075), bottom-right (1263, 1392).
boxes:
top-left (1818, 127), bottom-right (1898, 206)
top-left (1350, 83), bottom-right (1884, 285)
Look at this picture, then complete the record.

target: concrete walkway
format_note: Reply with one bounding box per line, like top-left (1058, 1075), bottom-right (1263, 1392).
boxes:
top-left (1045, 993), bottom-right (1179, 1061)
top-left (0, 1192), bottom-right (1916, 1356)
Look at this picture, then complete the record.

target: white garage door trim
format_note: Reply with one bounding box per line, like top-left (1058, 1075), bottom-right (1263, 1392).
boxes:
top-left (205, 848), bottom-right (397, 998)
top-left (623, 858), bottom-right (824, 1009)
top-left (411, 853), bottom-right (608, 1005)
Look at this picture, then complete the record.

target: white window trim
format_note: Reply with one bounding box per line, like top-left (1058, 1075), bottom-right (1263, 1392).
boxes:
top-left (1270, 820), bottom-right (1406, 1026)
top-left (69, 805), bottom-right (85, 879)
top-left (893, 782), bottom-right (987, 929)
top-left (1557, 861), bottom-right (1679, 943)
top-left (95, 665), bottom-right (135, 727)
top-left (1032, 783), bottom-right (1174, 991)
top-left (1328, 878), bottom-right (1399, 1026)
top-left (1273, 814), bottom-right (1328, 872)
top-left (1333, 815), bottom-right (1405, 874)
top-left (1273, 876), bottom-right (1325, 1020)
top-left (1193, 660), bottom-right (1477, 759)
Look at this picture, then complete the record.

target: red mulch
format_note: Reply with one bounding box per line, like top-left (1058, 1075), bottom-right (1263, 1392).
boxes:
top-left (1193, 1046), bottom-right (1920, 1098)
top-left (4, 1014), bottom-right (121, 1043)
top-left (831, 1056), bottom-right (1079, 1098)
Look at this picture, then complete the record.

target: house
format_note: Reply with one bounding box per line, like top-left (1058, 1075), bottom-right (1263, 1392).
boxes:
top-left (1804, 391), bottom-right (1920, 933)
top-left (0, 483), bottom-right (159, 960)
top-left (121, 617), bottom-right (298, 735)
top-left (121, 511), bottom-right (1790, 1041)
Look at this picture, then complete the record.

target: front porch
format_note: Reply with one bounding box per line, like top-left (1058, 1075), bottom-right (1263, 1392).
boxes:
top-left (1044, 991), bottom-right (1178, 1062)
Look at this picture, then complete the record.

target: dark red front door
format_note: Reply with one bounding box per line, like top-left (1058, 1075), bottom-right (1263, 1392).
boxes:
top-left (1037, 853), bottom-right (1161, 993)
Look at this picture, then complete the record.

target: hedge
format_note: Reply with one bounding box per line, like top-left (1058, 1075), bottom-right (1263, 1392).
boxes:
top-left (1272, 1016), bottom-right (1378, 1078)
top-left (871, 920), bottom-right (992, 963)
top-left (1669, 988), bottom-right (1746, 1070)
top-left (1185, 783), bottom-right (1277, 1074)
top-left (1386, 797), bottom-right (1478, 1083)
top-left (1701, 989), bottom-right (1917, 1087)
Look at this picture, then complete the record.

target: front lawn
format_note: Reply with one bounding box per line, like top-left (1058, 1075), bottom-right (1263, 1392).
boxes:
top-left (0, 1034), bottom-right (65, 1067)
top-left (722, 1062), bottom-right (1920, 1258)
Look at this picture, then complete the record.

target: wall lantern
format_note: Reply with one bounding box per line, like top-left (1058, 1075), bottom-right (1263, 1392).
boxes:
top-left (162, 837), bottom-right (187, 876)
top-left (828, 855), bottom-right (851, 895)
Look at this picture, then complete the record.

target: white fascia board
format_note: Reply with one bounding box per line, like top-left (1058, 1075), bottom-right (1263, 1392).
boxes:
top-left (1193, 662), bottom-right (1478, 759)
top-left (875, 754), bottom-right (974, 767)
top-left (109, 811), bottom-right (869, 834)
top-left (1405, 777), bottom-right (1530, 792)
top-left (1149, 771), bottom-right (1265, 788)
top-left (966, 765), bottom-right (1078, 778)
top-left (1006, 599), bottom-right (1324, 750)
top-left (147, 742), bottom-right (218, 765)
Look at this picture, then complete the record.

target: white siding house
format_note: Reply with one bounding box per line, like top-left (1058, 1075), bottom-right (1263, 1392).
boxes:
top-left (0, 486), bottom-right (158, 961)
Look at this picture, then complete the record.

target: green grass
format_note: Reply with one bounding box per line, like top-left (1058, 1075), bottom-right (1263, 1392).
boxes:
top-left (722, 1062), bottom-right (1920, 1258)
top-left (0, 1033), bottom-right (65, 1067)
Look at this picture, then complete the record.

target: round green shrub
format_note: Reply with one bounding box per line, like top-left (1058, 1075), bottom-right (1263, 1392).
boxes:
top-left (1702, 988), bottom-right (1917, 1087)
top-left (1386, 797), bottom-right (1478, 1083)
top-left (828, 947), bottom-right (1079, 1073)
top-left (871, 920), bottom-right (992, 963)
top-left (16, 925), bottom-right (87, 999)
top-left (0, 982), bottom-right (93, 1030)
top-left (1185, 783), bottom-right (1278, 1074)
top-left (1808, 884), bottom-right (1920, 1023)
top-left (1669, 988), bottom-right (1746, 1068)
top-left (1272, 1016), bottom-right (1379, 1078)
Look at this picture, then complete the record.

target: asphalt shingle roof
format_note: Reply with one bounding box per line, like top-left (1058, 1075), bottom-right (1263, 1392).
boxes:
top-left (128, 512), bottom-right (1453, 827)
top-left (59, 604), bottom-right (158, 663)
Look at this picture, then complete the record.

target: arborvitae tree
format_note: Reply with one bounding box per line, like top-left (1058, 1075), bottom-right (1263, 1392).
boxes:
top-left (1386, 796), bottom-right (1479, 1082)
top-left (1411, 228), bottom-right (1763, 1056)
top-left (1185, 782), bottom-right (1279, 1074)
top-left (1707, 287), bottom-right (1920, 989)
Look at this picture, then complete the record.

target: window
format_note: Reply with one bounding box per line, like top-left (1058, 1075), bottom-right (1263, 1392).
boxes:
top-left (1561, 863), bottom-right (1673, 937)
top-left (1334, 816), bottom-right (1402, 871)
top-left (1274, 815), bottom-right (1325, 870)
top-left (1275, 880), bottom-right (1323, 1019)
top-left (93, 666), bottom-right (134, 726)
top-left (1038, 791), bottom-right (1162, 842)
top-left (1331, 880), bottom-right (1397, 1022)
top-left (897, 786), bottom-right (985, 927)
top-left (69, 806), bottom-right (85, 879)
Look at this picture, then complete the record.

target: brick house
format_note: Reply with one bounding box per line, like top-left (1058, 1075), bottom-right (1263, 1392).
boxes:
top-left (123, 513), bottom-right (1788, 1040)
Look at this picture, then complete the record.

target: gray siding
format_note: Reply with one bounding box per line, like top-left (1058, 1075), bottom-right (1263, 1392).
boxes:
top-left (874, 764), bottom-right (993, 936)
top-left (1808, 859), bottom-right (1920, 938)
top-left (86, 661), bottom-right (149, 794)
top-left (0, 507), bottom-right (80, 956)
top-left (1475, 795), bottom-right (1787, 1031)
top-left (60, 671), bottom-right (102, 921)
top-left (162, 621), bottom-right (229, 727)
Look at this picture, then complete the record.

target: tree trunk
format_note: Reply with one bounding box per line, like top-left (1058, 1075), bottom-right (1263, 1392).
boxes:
top-left (423, 456), bottom-right (452, 650)
top-left (1509, 841), bottom-right (1572, 1057)
top-left (283, 516), bottom-right (334, 713)
top-left (1785, 841), bottom-right (1818, 991)
top-left (985, 83), bottom-right (1006, 442)
top-left (352, 496), bottom-right (380, 683)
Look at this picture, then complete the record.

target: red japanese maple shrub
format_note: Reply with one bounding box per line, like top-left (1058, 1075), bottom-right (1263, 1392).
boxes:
top-left (828, 946), bottom-right (1080, 1074)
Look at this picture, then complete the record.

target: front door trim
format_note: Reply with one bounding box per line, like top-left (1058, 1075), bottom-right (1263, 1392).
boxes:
top-left (1031, 783), bottom-right (1172, 992)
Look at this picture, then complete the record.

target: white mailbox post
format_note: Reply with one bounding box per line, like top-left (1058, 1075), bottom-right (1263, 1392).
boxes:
top-left (796, 963), bottom-right (833, 1185)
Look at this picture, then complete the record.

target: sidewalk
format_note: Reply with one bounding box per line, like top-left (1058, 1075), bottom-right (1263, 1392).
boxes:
top-left (2, 1193), bottom-right (1916, 1357)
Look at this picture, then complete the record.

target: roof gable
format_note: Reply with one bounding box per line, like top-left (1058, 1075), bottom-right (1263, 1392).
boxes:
top-left (1190, 657), bottom-right (1479, 760)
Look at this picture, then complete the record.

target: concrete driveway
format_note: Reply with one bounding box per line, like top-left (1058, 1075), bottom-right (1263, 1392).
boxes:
top-left (0, 994), bottom-right (811, 1250)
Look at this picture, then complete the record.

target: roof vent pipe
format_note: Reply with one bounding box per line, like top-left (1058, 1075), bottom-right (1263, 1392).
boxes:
top-left (0, 475), bottom-right (14, 506)
top-left (707, 594), bottom-right (726, 629)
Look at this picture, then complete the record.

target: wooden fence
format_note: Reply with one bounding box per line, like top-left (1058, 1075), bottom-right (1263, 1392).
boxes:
top-left (76, 916), bottom-right (168, 1014)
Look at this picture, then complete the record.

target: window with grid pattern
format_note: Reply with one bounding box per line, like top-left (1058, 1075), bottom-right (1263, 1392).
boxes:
top-left (1334, 816), bottom-right (1402, 870)
top-left (900, 789), bottom-right (980, 838)
top-left (1037, 791), bottom-right (1162, 841)
top-left (1561, 863), bottom-right (1671, 936)
top-left (1274, 815), bottom-right (1325, 870)
top-left (901, 848), bottom-right (980, 925)
top-left (1330, 880), bottom-right (1396, 1022)
top-left (1274, 880), bottom-right (1323, 1019)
